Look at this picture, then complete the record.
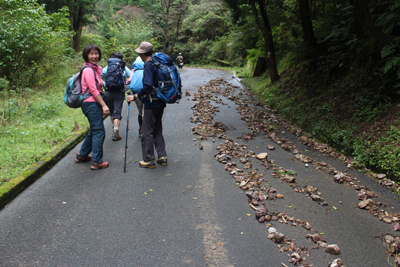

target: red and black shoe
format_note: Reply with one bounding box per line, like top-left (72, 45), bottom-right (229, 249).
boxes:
top-left (75, 152), bottom-right (92, 163)
top-left (91, 161), bottom-right (109, 170)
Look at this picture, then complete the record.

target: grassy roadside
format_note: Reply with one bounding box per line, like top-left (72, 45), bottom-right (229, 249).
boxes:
top-left (238, 66), bottom-right (400, 188)
top-left (0, 57), bottom-right (88, 186)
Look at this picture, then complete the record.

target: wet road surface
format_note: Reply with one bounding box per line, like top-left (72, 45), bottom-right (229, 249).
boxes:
top-left (0, 67), bottom-right (399, 266)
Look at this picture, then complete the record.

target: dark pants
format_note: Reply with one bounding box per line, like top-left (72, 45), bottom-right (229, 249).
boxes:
top-left (104, 90), bottom-right (125, 121)
top-left (141, 108), bottom-right (166, 162)
top-left (79, 102), bottom-right (105, 163)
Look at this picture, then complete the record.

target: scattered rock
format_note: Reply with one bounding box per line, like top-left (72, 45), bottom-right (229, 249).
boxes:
top-left (245, 190), bottom-right (259, 200)
top-left (318, 241), bottom-right (328, 248)
top-left (325, 244), bottom-right (340, 255)
top-left (394, 223), bottom-right (400, 231)
top-left (256, 152), bottom-right (268, 159)
top-left (302, 221), bottom-right (312, 230)
top-left (306, 233), bottom-right (326, 243)
top-left (273, 232), bottom-right (286, 243)
top-left (255, 205), bottom-right (268, 218)
top-left (267, 145), bottom-right (275, 150)
top-left (329, 258), bottom-right (343, 267)
top-left (377, 174), bottom-right (387, 179)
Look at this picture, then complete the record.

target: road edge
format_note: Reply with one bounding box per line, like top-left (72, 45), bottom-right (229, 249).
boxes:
top-left (0, 126), bottom-right (89, 210)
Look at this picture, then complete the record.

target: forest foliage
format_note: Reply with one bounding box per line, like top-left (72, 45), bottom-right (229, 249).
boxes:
top-left (1, 0), bottom-right (400, 182)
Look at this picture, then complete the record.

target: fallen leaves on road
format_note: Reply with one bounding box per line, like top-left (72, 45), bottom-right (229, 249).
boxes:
top-left (188, 78), bottom-right (400, 266)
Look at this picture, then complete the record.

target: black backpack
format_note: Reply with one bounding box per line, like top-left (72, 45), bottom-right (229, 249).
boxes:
top-left (105, 58), bottom-right (126, 91)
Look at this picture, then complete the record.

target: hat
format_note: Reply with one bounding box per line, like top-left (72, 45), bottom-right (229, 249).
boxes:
top-left (135, 41), bottom-right (153, 54)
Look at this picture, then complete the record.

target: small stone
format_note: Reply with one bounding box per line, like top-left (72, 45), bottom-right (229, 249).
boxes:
top-left (255, 205), bottom-right (269, 218)
top-left (325, 244), bottom-right (340, 255)
top-left (302, 222), bottom-right (311, 230)
top-left (256, 153), bottom-right (268, 159)
top-left (329, 258), bottom-right (343, 267)
top-left (377, 174), bottom-right (387, 179)
top-left (268, 233), bottom-right (275, 239)
top-left (307, 234), bottom-right (326, 243)
top-left (274, 232), bottom-right (285, 243)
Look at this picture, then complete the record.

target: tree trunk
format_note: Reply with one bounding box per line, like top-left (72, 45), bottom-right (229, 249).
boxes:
top-left (352, 0), bottom-right (380, 40)
top-left (161, 0), bottom-right (172, 53)
top-left (74, 5), bottom-right (83, 53)
top-left (168, 13), bottom-right (182, 55)
top-left (299, 0), bottom-right (318, 47)
top-left (250, 0), bottom-right (280, 82)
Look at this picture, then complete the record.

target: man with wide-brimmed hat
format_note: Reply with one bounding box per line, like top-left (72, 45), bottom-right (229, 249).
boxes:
top-left (126, 41), bottom-right (167, 169)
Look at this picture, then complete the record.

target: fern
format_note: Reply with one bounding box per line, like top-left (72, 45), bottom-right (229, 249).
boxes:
top-left (383, 57), bottom-right (400, 73)
top-left (381, 45), bottom-right (395, 59)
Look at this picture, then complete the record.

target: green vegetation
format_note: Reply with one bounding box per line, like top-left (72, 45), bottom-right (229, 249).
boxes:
top-left (0, 55), bottom-right (88, 185)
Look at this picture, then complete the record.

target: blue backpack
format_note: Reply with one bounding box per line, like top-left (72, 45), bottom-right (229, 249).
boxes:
top-left (152, 52), bottom-right (182, 104)
top-left (64, 66), bottom-right (97, 108)
top-left (105, 58), bottom-right (126, 91)
top-left (128, 58), bottom-right (144, 93)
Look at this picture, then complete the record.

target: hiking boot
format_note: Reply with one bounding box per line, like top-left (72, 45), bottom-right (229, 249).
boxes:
top-left (75, 152), bottom-right (92, 163)
top-left (112, 130), bottom-right (122, 141)
top-left (157, 156), bottom-right (168, 166)
top-left (139, 160), bottom-right (156, 169)
top-left (91, 161), bottom-right (109, 170)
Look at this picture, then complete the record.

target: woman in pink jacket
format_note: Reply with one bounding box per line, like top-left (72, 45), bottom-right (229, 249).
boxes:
top-left (75, 44), bottom-right (110, 170)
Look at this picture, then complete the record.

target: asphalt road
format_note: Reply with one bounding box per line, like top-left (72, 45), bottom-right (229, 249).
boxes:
top-left (0, 68), bottom-right (399, 266)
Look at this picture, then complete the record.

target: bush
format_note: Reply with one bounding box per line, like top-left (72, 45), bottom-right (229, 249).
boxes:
top-left (0, 0), bottom-right (70, 90)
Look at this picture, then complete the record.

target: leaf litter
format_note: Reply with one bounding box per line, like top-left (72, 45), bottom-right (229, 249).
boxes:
top-left (190, 78), bottom-right (400, 266)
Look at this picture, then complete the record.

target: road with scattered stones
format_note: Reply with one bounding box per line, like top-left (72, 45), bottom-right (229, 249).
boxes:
top-left (0, 67), bottom-right (399, 266)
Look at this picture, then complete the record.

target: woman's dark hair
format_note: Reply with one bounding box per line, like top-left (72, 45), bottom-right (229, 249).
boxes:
top-left (111, 52), bottom-right (123, 60)
top-left (82, 44), bottom-right (102, 62)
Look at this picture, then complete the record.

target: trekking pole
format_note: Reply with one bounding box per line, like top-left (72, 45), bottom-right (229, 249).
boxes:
top-left (124, 89), bottom-right (132, 172)
top-left (124, 101), bottom-right (130, 172)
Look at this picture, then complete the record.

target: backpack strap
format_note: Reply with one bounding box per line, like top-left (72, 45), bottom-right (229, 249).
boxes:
top-left (145, 58), bottom-right (159, 102)
top-left (81, 66), bottom-right (99, 100)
